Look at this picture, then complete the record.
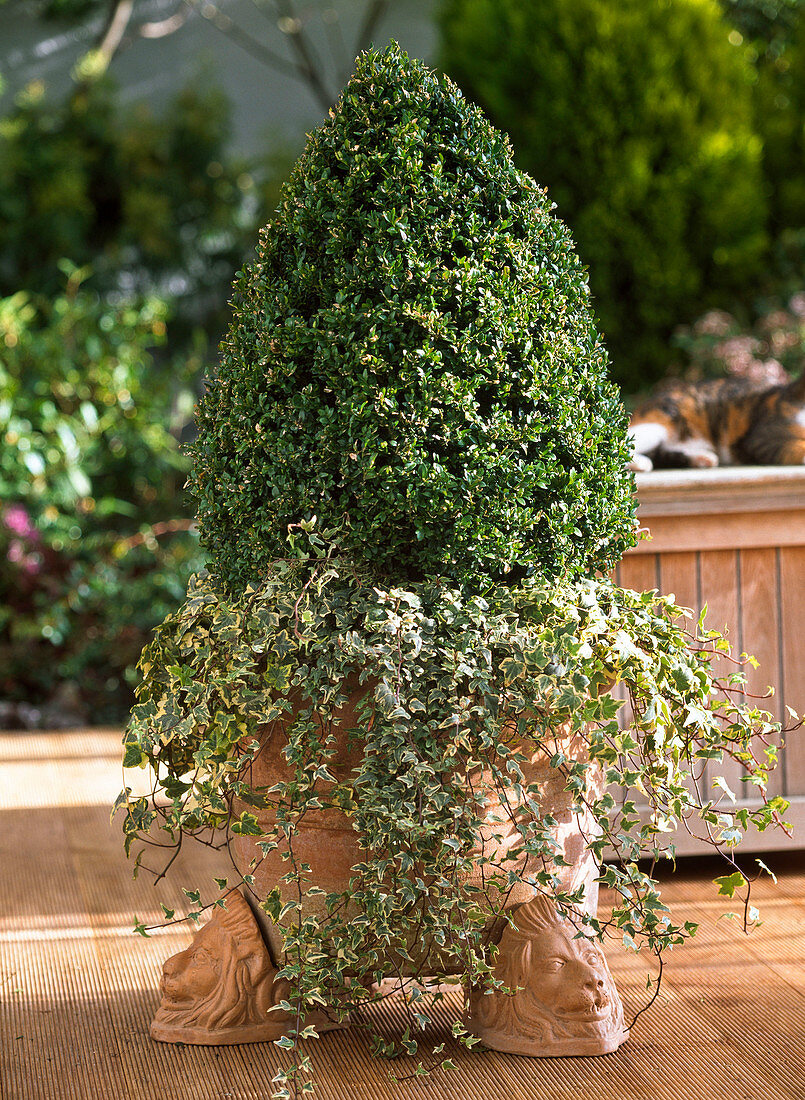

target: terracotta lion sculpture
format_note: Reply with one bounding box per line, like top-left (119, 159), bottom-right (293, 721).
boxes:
top-left (151, 889), bottom-right (349, 1045)
top-left (467, 893), bottom-right (628, 1056)
top-left (150, 889), bottom-right (291, 1045)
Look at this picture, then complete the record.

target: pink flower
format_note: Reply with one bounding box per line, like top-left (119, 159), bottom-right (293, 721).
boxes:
top-left (3, 505), bottom-right (34, 539)
top-left (22, 553), bottom-right (42, 576)
top-left (750, 359), bottom-right (790, 386)
top-left (769, 328), bottom-right (799, 356)
top-left (714, 335), bottom-right (762, 378)
top-left (789, 293), bottom-right (805, 319)
top-left (694, 310), bottom-right (735, 337)
top-left (757, 310), bottom-right (792, 334)
top-left (6, 540), bottom-right (42, 575)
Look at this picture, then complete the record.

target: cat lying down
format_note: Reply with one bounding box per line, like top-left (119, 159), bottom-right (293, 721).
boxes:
top-left (629, 372), bottom-right (805, 471)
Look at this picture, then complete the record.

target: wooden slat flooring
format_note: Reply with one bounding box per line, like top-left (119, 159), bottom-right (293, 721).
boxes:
top-left (2, 729), bottom-right (805, 1100)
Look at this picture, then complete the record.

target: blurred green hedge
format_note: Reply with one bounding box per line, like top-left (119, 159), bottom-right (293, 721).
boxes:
top-left (0, 270), bottom-right (206, 721)
top-left (439, 0), bottom-right (770, 392)
top-left (746, 5), bottom-right (805, 242)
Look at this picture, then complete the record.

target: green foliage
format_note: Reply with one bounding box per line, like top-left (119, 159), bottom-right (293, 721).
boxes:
top-left (720, 0), bottom-right (804, 58)
top-left (439, 0), bottom-right (769, 392)
top-left (0, 270), bottom-right (204, 719)
top-left (0, 74), bottom-right (261, 328)
top-left (744, 6), bottom-right (805, 240)
top-left (190, 45), bottom-right (636, 593)
top-left (120, 555), bottom-right (788, 1080)
top-left (0, 60), bottom-right (278, 718)
top-left (716, 1), bottom-right (805, 267)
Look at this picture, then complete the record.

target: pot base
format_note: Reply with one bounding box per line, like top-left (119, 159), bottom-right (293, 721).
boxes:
top-left (150, 889), bottom-right (350, 1047)
top-left (150, 890), bottom-right (627, 1058)
top-left (466, 894), bottom-right (629, 1058)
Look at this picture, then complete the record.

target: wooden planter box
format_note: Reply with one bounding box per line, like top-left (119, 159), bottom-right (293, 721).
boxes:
top-left (616, 466), bottom-right (805, 853)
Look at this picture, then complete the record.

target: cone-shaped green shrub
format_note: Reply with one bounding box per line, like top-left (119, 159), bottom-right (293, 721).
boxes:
top-left (190, 45), bottom-right (636, 592)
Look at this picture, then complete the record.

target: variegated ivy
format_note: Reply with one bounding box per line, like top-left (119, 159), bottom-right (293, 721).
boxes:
top-left (119, 547), bottom-right (789, 1091)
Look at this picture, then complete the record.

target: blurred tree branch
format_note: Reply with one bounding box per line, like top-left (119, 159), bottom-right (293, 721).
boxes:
top-left (68, 0), bottom-right (391, 109)
top-left (95, 0), bottom-right (133, 64)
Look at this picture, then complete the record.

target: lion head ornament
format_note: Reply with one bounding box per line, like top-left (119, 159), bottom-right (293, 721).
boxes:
top-left (150, 889), bottom-right (293, 1045)
top-left (467, 894), bottom-right (628, 1057)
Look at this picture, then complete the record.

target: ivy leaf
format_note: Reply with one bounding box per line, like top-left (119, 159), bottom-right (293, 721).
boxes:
top-left (712, 776), bottom-right (736, 803)
top-left (231, 812), bottom-right (262, 836)
top-left (714, 872), bottom-right (747, 898)
top-left (122, 741), bottom-right (146, 769)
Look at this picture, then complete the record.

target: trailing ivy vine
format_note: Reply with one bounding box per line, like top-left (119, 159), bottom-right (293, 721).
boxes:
top-left (119, 529), bottom-right (790, 1095)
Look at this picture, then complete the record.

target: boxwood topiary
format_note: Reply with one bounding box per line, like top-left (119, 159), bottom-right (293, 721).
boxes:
top-left (189, 44), bottom-right (636, 594)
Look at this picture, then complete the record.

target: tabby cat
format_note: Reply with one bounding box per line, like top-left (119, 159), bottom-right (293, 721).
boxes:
top-left (629, 373), bottom-right (805, 471)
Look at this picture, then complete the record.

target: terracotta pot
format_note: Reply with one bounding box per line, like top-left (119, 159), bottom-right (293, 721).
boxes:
top-left (231, 682), bottom-right (605, 967)
top-left (151, 680), bottom-right (628, 1057)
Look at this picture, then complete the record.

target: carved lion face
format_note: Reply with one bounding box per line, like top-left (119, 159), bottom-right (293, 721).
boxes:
top-left (151, 894), bottom-right (284, 1043)
top-left (159, 921), bottom-right (225, 1006)
top-left (520, 927), bottom-right (613, 1025)
top-left (467, 895), bottom-right (627, 1056)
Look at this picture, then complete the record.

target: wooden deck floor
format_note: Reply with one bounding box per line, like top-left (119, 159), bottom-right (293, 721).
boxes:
top-left (2, 728), bottom-right (805, 1100)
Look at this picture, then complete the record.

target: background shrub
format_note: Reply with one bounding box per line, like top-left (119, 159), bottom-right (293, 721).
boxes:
top-left (674, 291), bottom-right (805, 383)
top-left (0, 75), bottom-right (266, 334)
top-left (731, 1), bottom-right (805, 242)
top-left (190, 45), bottom-right (636, 593)
top-left (720, 0), bottom-right (803, 61)
top-left (439, 0), bottom-right (769, 393)
top-left (0, 270), bottom-right (204, 721)
top-left (0, 69), bottom-right (278, 722)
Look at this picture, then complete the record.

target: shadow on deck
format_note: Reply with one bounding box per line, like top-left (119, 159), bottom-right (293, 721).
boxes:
top-left (2, 728), bottom-right (804, 1100)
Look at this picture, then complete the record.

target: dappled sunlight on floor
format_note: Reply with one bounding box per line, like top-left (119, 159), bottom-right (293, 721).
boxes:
top-left (0, 728), bottom-right (155, 808)
top-left (2, 729), bottom-right (804, 1100)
